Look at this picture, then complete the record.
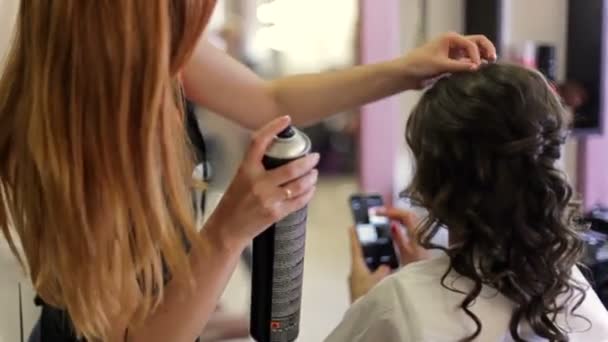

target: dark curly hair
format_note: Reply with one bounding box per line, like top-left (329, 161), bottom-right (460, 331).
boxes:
top-left (405, 63), bottom-right (588, 341)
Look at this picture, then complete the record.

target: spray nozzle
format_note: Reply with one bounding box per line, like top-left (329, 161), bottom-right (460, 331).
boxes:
top-left (277, 126), bottom-right (296, 139)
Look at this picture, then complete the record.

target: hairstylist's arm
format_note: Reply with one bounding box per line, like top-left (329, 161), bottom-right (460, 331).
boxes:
top-left (348, 208), bottom-right (430, 303)
top-left (183, 33), bottom-right (496, 129)
top-left (125, 116), bottom-right (319, 342)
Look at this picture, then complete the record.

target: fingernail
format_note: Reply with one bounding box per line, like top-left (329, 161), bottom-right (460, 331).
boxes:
top-left (492, 54), bottom-right (498, 60)
top-left (469, 64), bottom-right (479, 70)
top-left (391, 223), bottom-right (400, 235)
top-left (311, 153), bottom-right (320, 162)
top-left (282, 115), bottom-right (291, 121)
top-left (312, 169), bottom-right (319, 178)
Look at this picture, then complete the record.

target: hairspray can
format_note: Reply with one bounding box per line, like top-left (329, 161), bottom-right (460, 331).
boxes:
top-left (251, 126), bottom-right (311, 342)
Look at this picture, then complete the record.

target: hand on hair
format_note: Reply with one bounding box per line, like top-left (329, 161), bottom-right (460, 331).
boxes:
top-left (402, 32), bottom-right (497, 89)
top-left (347, 208), bottom-right (431, 303)
top-left (206, 116), bottom-right (319, 251)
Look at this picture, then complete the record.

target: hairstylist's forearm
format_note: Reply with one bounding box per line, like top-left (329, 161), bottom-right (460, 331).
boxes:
top-left (270, 32), bottom-right (500, 126)
top-left (268, 60), bottom-right (414, 126)
top-left (182, 39), bottom-right (413, 130)
top-left (185, 34), bottom-right (494, 130)
top-left (127, 220), bottom-right (246, 342)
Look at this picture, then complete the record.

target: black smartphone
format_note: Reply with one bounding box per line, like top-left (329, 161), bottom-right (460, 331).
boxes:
top-left (349, 194), bottom-right (399, 270)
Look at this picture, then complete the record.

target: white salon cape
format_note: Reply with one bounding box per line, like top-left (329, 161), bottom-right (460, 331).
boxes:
top-left (325, 255), bottom-right (608, 342)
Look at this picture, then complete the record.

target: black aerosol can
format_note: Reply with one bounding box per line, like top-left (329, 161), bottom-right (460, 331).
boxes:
top-left (251, 126), bottom-right (311, 342)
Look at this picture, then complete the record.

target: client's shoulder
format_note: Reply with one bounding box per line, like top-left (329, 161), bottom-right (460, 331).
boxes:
top-left (324, 264), bottom-right (430, 342)
top-left (360, 255), bottom-right (454, 313)
top-left (397, 254), bottom-right (452, 278)
top-left (334, 256), bottom-right (462, 342)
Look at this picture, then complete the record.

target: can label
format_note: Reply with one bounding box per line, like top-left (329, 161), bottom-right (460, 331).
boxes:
top-left (270, 206), bottom-right (307, 341)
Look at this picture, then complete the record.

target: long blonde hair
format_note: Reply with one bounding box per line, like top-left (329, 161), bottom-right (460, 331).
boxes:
top-left (0, 0), bottom-right (216, 339)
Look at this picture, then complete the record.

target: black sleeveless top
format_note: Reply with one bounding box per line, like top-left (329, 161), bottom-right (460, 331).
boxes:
top-left (34, 102), bottom-right (208, 341)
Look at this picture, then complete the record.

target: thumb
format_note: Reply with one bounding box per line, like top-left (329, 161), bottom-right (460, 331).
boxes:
top-left (442, 58), bottom-right (479, 72)
top-left (246, 116), bottom-right (291, 164)
top-left (372, 265), bottom-right (391, 281)
top-left (391, 223), bottom-right (411, 260)
top-left (348, 226), bottom-right (367, 272)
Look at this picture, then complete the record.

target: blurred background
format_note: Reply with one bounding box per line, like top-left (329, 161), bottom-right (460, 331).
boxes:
top-left (2, 0), bottom-right (608, 341)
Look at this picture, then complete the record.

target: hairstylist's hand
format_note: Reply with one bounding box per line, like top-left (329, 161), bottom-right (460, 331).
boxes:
top-left (375, 208), bottom-right (431, 265)
top-left (206, 116), bottom-right (319, 251)
top-left (402, 32), bottom-right (497, 89)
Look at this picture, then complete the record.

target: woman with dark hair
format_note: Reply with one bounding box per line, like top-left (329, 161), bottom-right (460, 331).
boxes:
top-left (0, 0), bottom-right (497, 341)
top-left (328, 63), bottom-right (608, 341)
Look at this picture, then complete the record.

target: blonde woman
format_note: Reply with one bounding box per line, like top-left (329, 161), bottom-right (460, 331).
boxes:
top-left (0, 1), bottom-right (495, 341)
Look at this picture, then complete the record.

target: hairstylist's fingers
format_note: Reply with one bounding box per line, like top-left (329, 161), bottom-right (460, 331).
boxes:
top-left (440, 33), bottom-right (481, 72)
top-left (281, 169), bottom-right (318, 199)
top-left (446, 60), bottom-right (479, 72)
top-left (438, 54), bottom-right (480, 72)
top-left (281, 186), bottom-right (316, 215)
top-left (451, 34), bottom-right (481, 64)
top-left (265, 153), bottom-right (320, 185)
top-left (246, 116), bottom-right (291, 164)
top-left (466, 34), bottom-right (497, 61)
top-left (247, 183), bottom-right (315, 224)
top-left (251, 168), bottom-right (317, 212)
top-left (348, 226), bottom-right (368, 271)
top-left (456, 57), bottom-right (474, 64)
top-left (250, 180), bottom-right (288, 211)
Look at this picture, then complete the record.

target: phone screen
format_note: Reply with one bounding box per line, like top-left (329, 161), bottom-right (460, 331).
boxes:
top-left (350, 194), bottom-right (399, 270)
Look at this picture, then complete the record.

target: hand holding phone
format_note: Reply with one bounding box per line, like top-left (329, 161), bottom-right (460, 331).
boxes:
top-left (349, 194), bottom-right (399, 270)
top-left (347, 226), bottom-right (392, 303)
